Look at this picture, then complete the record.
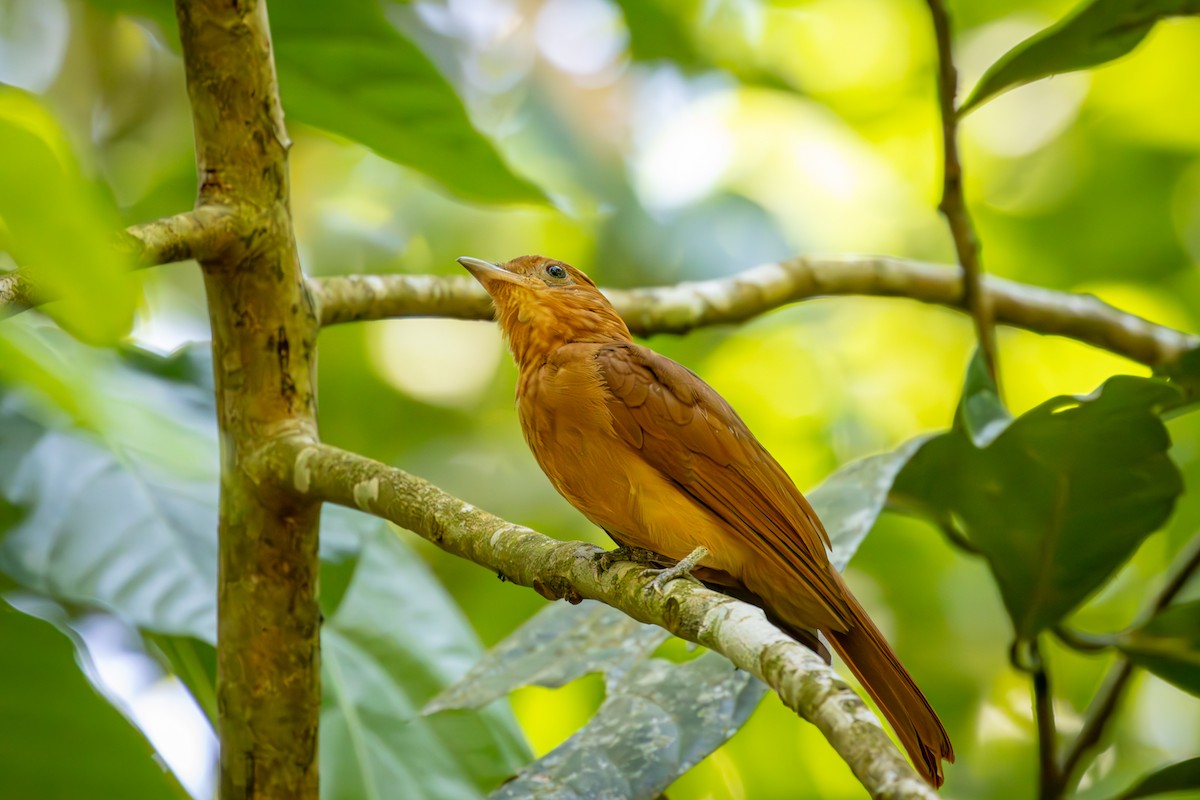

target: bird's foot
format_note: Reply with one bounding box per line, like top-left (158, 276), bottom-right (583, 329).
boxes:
top-left (644, 546), bottom-right (709, 595)
top-left (594, 545), bottom-right (667, 576)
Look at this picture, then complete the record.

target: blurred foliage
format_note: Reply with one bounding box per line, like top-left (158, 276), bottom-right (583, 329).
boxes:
top-left (0, 597), bottom-right (179, 798)
top-left (2, 0), bottom-right (1200, 797)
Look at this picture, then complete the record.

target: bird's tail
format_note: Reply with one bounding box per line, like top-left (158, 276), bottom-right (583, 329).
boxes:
top-left (825, 590), bottom-right (954, 788)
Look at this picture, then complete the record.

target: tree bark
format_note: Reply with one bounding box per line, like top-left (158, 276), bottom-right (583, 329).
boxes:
top-left (174, 1), bottom-right (321, 797)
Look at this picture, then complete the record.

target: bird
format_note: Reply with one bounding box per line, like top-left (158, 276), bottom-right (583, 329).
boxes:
top-left (459, 254), bottom-right (954, 787)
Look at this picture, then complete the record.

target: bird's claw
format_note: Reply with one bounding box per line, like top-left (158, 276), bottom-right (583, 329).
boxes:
top-left (594, 545), bottom-right (668, 576)
top-left (643, 546), bottom-right (709, 595)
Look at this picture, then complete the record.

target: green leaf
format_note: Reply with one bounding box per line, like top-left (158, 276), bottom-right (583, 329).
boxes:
top-left (492, 650), bottom-right (765, 799)
top-left (89, 0), bottom-right (545, 204)
top-left (0, 87), bottom-right (136, 344)
top-left (810, 437), bottom-right (930, 571)
top-left (0, 598), bottom-right (178, 798)
top-left (0, 343), bottom-right (220, 641)
top-left (1116, 600), bottom-right (1200, 697)
top-left (961, 0), bottom-right (1200, 114)
top-left (954, 348), bottom-right (1011, 447)
top-left (426, 601), bottom-right (669, 714)
top-left (321, 523), bottom-right (531, 799)
top-left (1116, 757), bottom-right (1200, 799)
top-left (894, 376), bottom-right (1183, 638)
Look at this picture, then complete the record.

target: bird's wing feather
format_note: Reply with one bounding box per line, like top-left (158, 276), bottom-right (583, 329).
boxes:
top-left (596, 342), bottom-right (852, 628)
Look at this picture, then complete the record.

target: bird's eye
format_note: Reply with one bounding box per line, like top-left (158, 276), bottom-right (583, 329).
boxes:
top-left (546, 265), bottom-right (567, 280)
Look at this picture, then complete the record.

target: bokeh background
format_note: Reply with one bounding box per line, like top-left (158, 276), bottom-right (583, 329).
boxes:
top-left (2, 0), bottom-right (1200, 797)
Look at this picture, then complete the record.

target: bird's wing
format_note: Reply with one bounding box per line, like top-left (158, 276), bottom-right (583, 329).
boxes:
top-left (595, 342), bottom-right (852, 628)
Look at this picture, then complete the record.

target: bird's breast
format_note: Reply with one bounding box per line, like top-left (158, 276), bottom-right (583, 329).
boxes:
top-left (515, 350), bottom-right (736, 566)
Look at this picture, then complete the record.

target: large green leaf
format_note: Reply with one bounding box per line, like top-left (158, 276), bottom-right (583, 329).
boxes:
top-left (812, 436), bottom-right (930, 571)
top-left (1116, 600), bottom-right (1200, 697)
top-left (961, 0), bottom-right (1200, 114)
top-left (0, 598), bottom-right (178, 799)
top-left (321, 522), bottom-right (531, 800)
top-left (0, 342), bottom-right (220, 641)
top-left (1117, 757), bottom-right (1200, 799)
top-left (0, 87), bottom-right (136, 343)
top-left (492, 650), bottom-right (764, 800)
top-left (894, 376), bottom-right (1183, 639)
top-left (88, 0), bottom-right (544, 204)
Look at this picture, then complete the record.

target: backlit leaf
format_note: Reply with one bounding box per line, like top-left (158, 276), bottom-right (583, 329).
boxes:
top-left (961, 0), bottom-right (1200, 114)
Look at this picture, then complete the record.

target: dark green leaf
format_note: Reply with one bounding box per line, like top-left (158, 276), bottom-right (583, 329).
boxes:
top-left (90, 0), bottom-right (545, 204)
top-left (961, 0), bottom-right (1200, 114)
top-left (894, 376), bottom-right (1183, 638)
top-left (0, 598), bottom-right (178, 798)
top-left (1117, 757), bottom-right (1200, 799)
top-left (492, 651), bottom-right (765, 800)
top-left (321, 522), bottom-right (531, 799)
top-left (810, 437), bottom-right (930, 571)
top-left (1116, 600), bottom-right (1200, 696)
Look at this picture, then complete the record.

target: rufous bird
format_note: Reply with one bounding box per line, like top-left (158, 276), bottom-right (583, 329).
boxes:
top-left (459, 254), bottom-right (954, 787)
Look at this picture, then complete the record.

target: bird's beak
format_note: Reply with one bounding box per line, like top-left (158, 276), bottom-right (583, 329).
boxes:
top-left (458, 256), bottom-right (523, 288)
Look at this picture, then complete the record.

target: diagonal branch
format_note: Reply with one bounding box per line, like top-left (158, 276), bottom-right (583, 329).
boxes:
top-left (258, 439), bottom-right (939, 800)
top-left (1, 206), bottom-right (240, 319)
top-left (925, 0), bottom-right (1000, 385)
top-left (310, 258), bottom-right (1198, 368)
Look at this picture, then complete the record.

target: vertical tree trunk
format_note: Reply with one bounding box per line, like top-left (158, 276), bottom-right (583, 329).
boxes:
top-left (173, 1), bottom-right (321, 797)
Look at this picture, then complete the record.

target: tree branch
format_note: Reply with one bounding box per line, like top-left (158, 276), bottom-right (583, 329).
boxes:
top-left (310, 258), bottom-right (1197, 368)
top-left (925, 0), bottom-right (1000, 385)
top-left (174, 1), bottom-right (321, 797)
top-left (1056, 533), bottom-right (1200, 794)
top-left (1, 206), bottom-right (240, 319)
top-left (118, 205), bottom-right (241, 266)
top-left (261, 440), bottom-right (939, 800)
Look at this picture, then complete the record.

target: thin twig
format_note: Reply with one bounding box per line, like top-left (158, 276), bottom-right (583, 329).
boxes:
top-left (1, 206), bottom-right (239, 319)
top-left (310, 259), bottom-right (1197, 368)
top-left (925, 0), bottom-right (1001, 386)
top-left (1056, 534), bottom-right (1200, 794)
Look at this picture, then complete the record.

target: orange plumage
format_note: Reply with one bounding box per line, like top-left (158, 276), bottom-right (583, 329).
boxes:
top-left (460, 254), bottom-right (954, 787)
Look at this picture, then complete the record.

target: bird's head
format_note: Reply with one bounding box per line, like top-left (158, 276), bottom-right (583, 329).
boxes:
top-left (458, 255), bottom-right (631, 367)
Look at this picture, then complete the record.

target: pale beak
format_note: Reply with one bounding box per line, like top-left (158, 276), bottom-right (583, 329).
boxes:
top-left (457, 256), bottom-right (523, 287)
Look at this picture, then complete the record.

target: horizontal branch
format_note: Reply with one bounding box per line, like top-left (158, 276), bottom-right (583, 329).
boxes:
top-left (310, 257), bottom-right (1198, 368)
top-left (263, 440), bottom-right (937, 800)
top-left (1, 206), bottom-right (240, 318)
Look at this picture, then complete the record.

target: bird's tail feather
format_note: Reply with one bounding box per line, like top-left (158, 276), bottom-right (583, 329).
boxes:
top-left (825, 593), bottom-right (954, 788)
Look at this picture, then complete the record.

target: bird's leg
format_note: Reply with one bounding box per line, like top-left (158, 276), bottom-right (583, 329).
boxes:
top-left (594, 545), bottom-right (669, 575)
top-left (644, 546), bottom-right (710, 594)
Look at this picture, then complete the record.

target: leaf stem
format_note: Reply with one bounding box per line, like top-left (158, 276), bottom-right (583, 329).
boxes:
top-left (1029, 640), bottom-right (1061, 800)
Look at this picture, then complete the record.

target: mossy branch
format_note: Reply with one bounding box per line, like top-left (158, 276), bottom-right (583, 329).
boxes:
top-left (310, 257), bottom-right (1197, 369)
top-left (264, 440), bottom-right (939, 800)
